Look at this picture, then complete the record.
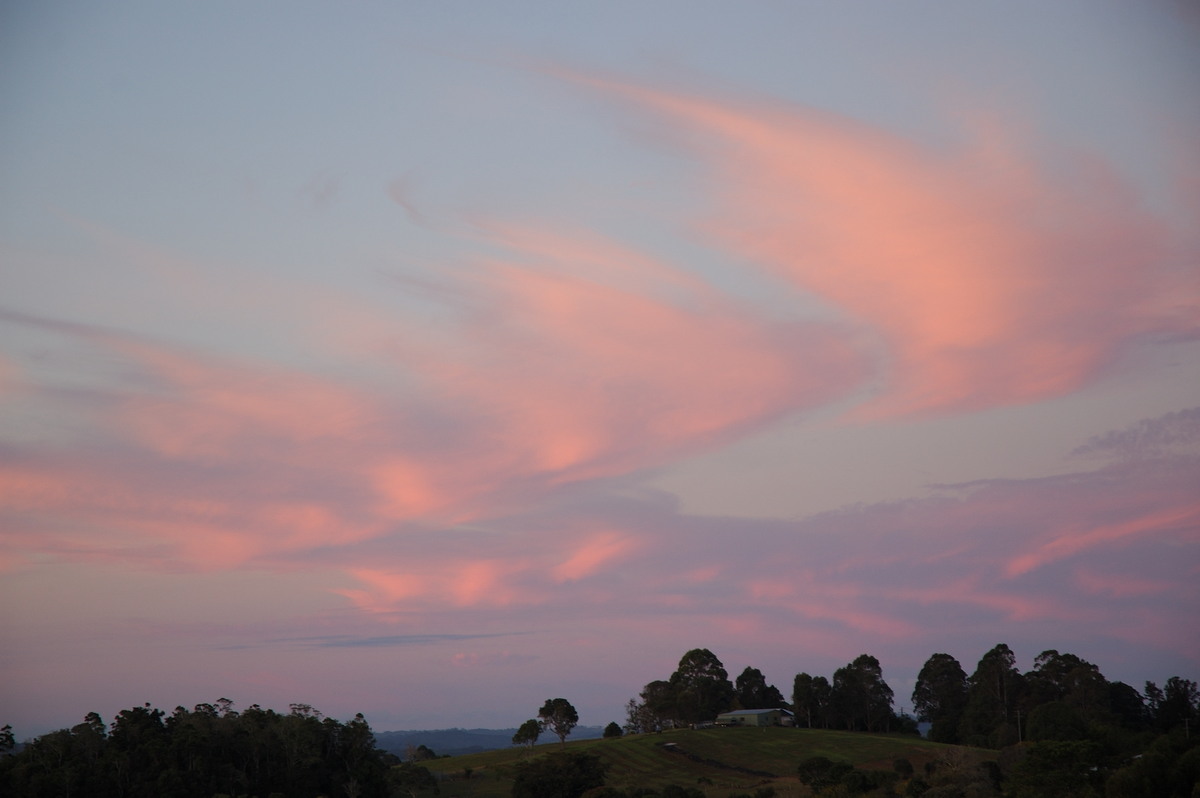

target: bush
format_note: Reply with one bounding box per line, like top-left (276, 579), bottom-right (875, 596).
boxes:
top-left (797, 756), bottom-right (854, 793)
top-left (512, 751), bottom-right (607, 798)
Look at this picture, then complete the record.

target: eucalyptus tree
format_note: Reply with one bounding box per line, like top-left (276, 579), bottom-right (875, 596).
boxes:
top-left (512, 718), bottom-right (541, 748)
top-left (960, 643), bottom-right (1025, 747)
top-left (538, 698), bottom-right (579, 746)
top-left (735, 666), bottom-right (786, 710)
top-left (668, 648), bottom-right (735, 725)
top-left (793, 673), bottom-right (832, 729)
top-left (831, 654), bottom-right (895, 732)
top-left (912, 653), bottom-right (968, 743)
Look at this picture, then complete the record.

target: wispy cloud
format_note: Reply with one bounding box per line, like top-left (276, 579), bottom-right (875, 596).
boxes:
top-left (294, 633), bottom-right (515, 649)
top-left (549, 67), bottom-right (1200, 419)
top-left (318, 412), bottom-right (1198, 665)
top-left (0, 210), bottom-right (867, 573)
top-left (1071, 406), bottom-right (1200, 461)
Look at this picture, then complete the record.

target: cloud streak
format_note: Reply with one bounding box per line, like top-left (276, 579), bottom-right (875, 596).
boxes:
top-left (552, 67), bottom-right (1200, 418)
top-left (0, 207), bottom-right (867, 573)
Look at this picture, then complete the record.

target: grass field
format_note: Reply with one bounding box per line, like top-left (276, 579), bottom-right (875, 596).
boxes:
top-left (418, 726), bottom-right (980, 798)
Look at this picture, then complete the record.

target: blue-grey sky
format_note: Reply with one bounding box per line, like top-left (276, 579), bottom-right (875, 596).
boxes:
top-left (2, 1), bottom-right (1198, 738)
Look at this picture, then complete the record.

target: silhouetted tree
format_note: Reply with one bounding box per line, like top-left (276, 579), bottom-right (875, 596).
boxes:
top-left (1107, 681), bottom-right (1148, 730)
top-left (1147, 677), bottom-right (1200, 733)
top-left (668, 648), bottom-right (734, 725)
top-left (0, 701), bottom-right (393, 798)
top-left (831, 654), bottom-right (894, 732)
top-left (734, 666), bottom-right (785, 710)
top-left (513, 718), bottom-right (541, 748)
top-left (1025, 650), bottom-right (1108, 725)
top-left (538, 698), bottom-right (579, 746)
top-left (793, 673), bottom-right (831, 729)
top-left (959, 643), bottom-right (1024, 747)
top-left (912, 652), bottom-right (968, 743)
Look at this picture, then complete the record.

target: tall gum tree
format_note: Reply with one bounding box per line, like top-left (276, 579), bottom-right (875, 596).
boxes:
top-left (912, 653), bottom-right (968, 743)
top-left (668, 648), bottom-right (735, 726)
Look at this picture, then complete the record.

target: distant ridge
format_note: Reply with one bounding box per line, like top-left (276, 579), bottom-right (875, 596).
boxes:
top-left (374, 726), bottom-right (605, 758)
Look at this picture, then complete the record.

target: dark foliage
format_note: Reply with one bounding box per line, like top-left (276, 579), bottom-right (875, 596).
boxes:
top-left (511, 750), bottom-right (606, 798)
top-left (668, 649), bottom-right (736, 726)
top-left (0, 701), bottom-right (390, 798)
top-left (538, 698), bottom-right (579, 746)
top-left (912, 652), bottom-right (968, 743)
top-left (733, 667), bottom-right (786, 711)
top-left (796, 756), bottom-right (853, 792)
top-left (513, 718), bottom-right (542, 747)
top-left (625, 649), bottom-right (736, 729)
top-left (1103, 731), bottom-right (1200, 798)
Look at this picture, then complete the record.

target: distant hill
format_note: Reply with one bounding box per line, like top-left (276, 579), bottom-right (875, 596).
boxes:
top-left (374, 726), bottom-right (605, 758)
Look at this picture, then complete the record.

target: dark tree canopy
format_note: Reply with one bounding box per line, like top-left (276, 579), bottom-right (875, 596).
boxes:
top-left (668, 648), bottom-right (735, 725)
top-left (831, 654), bottom-right (895, 732)
top-left (512, 718), bottom-right (541, 748)
top-left (912, 652), bottom-right (968, 743)
top-left (959, 643), bottom-right (1024, 747)
top-left (793, 673), bottom-right (832, 729)
top-left (1026, 650), bottom-right (1108, 724)
top-left (734, 666), bottom-right (786, 710)
top-left (1146, 677), bottom-right (1200, 733)
top-left (0, 700), bottom-right (389, 798)
top-left (511, 751), bottom-right (607, 798)
top-left (538, 698), bottom-right (579, 746)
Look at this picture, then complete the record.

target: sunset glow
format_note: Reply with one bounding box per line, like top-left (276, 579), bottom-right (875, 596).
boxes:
top-left (1, 1), bottom-right (1197, 737)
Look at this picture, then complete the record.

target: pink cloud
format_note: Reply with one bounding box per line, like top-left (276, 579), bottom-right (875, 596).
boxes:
top-left (555, 68), bottom-right (1199, 418)
top-left (394, 222), bottom-right (867, 487)
top-left (1004, 503), bottom-right (1200, 578)
top-left (4, 181), bottom-right (874, 578)
top-left (553, 531), bottom-right (638, 583)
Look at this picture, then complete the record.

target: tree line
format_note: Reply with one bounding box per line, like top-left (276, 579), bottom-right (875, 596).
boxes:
top-left (2, 644), bottom-right (1196, 797)
top-left (0, 700), bottom-right (436, 798)
top-left (623, 647), bottom-right (905, 734)
top-left (621, 645), bottom-right (1197, 744)
top-left (618, 645), bottom-right (1199, 797)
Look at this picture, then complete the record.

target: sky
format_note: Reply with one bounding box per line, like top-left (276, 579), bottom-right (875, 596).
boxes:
top-left (1, 1), bottom-right (1198, 739)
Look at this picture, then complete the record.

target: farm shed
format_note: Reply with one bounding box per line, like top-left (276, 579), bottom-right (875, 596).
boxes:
top-left (714, 708), bottom-right (794, 727)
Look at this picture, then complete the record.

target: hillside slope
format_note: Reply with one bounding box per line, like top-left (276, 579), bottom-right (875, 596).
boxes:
top-left (419, 726), bottom-right (978, 797)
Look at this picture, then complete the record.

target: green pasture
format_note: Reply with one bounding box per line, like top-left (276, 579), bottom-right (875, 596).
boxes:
top-left (418, 726), bottom-right (975, 798)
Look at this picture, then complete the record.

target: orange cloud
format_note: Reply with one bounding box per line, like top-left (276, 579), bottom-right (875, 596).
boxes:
top-left (557, 68), bottom-right (1198, 418)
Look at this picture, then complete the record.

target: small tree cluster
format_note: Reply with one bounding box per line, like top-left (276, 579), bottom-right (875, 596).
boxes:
top-left (624, 648), bottom-right (787, 731)
top-left (793, 654), bottom-right (898, 732)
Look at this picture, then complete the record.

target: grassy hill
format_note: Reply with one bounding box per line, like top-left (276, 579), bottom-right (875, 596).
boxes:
top-left (418, 726), bottom-right (985, 797)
